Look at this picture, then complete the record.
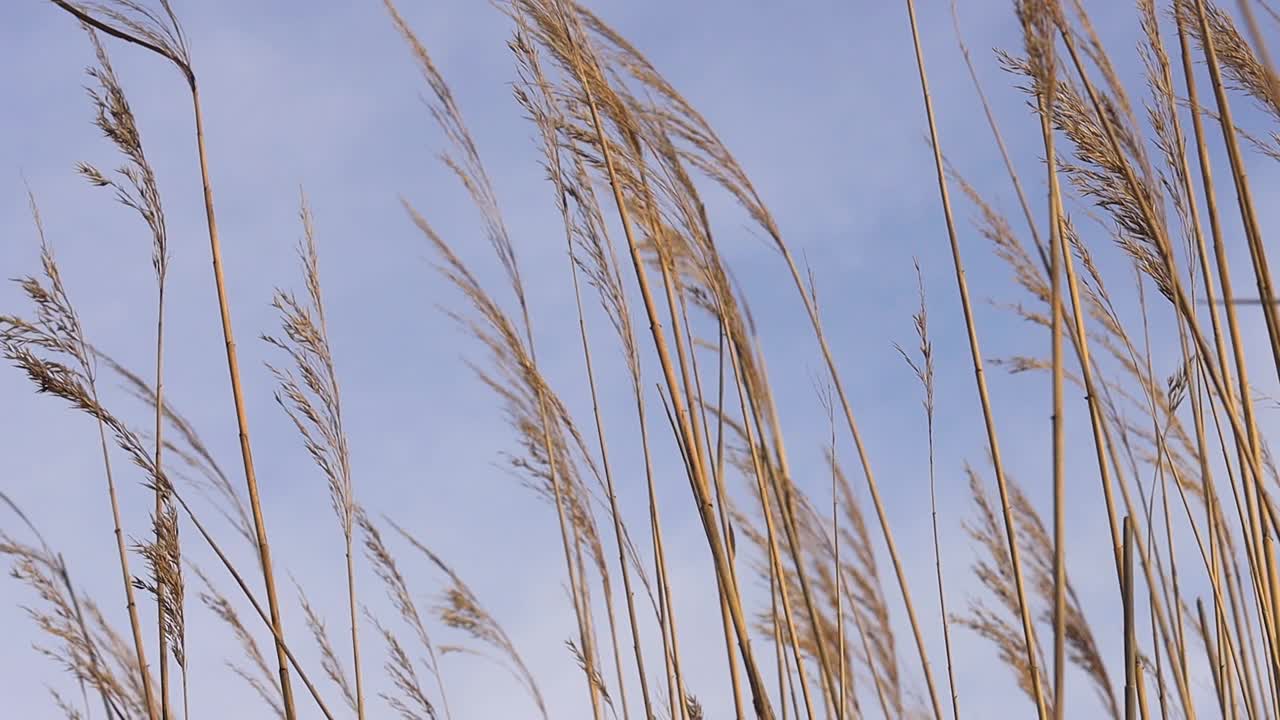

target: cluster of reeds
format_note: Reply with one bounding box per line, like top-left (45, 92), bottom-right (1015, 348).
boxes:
top-left (2, 0), bottom-right (1278, 718)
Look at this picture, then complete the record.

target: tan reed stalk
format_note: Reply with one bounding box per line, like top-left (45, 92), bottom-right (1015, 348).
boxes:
top-left (674, 292), bottom-right (747, 720)
top-left (187, 77), bottom-right (299, 720)
top-left (599, 191), bottom-right (688, 716)
top-left (1146, 388), bottom-right (1248, 715)
top-left (1147, 526), bottom-right (1171, 720)
top-left (829, 505), bottom-right (893, 720)
top-left (754, 330), bottom-right (862, 715)
top-left (566, 118), bottom-right (647, 720)
top-left (589, 525), bottom-right (629, 720)
top-left (1193, 381), bottom-right (1260, 713)
top-left (1214, 475), bottom-right (1264, 718)
top-left (1218, 527), bottom-right (1265, 718)
top-left (1028, 4), bottom-right (1070, 714)
top-left (535, 46), bottom-right (685, 714)
top-left (632, 344), bottom-right (687, 720)
top-left (650, 485), bottom-right (689, 720)
top-left (1086, 378), bottom-right (1193, 715)
top-left (744, 330), bottom-right (871, 709)
top-left (1137, 659), bottom-right (1152, 720)
top-left (1198, 599), bottom-right (1229, 715)
top-left (98, 350), bottom-right (161, 720)
top-left (725, 345), bottom-right (817, 720)
top-left (747, 331), bottom-right (841, 711)
top-left (1045, 66), bottom-right (1071, 720)
top-left (906, 2), bottom-right (1037, 716)
top-left (772, 575), bottom-right (787, 720)
top-left (1133, 285), bottom-right (1191, 687)
top-left (568, 493), bottom-right (606, 720)
top-left (622, 184), bottom-right (689, 720)
top-left (1125, 516), bottom-right (1137, 720)
top-left (559, 198), bottom-right (630, 720)
top-left (703, 324), bottom-right (747, 720)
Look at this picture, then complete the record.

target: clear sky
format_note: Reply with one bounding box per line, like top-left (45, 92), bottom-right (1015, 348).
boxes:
top-left (2, 1), bottom-right (1277, 718)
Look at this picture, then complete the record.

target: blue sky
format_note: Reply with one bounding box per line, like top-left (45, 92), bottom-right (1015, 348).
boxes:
top-left (2, 1), bottom-right (1277, 718)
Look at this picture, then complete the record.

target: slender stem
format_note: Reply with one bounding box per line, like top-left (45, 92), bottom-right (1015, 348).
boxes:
top-left (1039, 26), bottom-right (1068, 720)
top-left (1126, 517), bottom-right (1137, 720)
top-left (750, 338), bottom-right (841, 712)
top-left (705, 324), bottom-right (746, 720)
top-left (345, 533), bottom-right (366, 720)
top-left (905, 2), bottom-right (1032, 716)
top-left (189, 81), bottom-right (298, 720)
top-left (1198, 599), bottom-right (1227, 716)
top-left (94, 404), bottom-right (159, 720)
top-left (154, 279), bottom-right (171, 720)
top-left (727, 343), bottom-right (817, 720)
top-left (562, 153), bottom-right (652, 720)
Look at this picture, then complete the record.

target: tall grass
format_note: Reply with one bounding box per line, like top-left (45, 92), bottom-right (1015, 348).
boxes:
top-left (2, 0), bottom-right (1279, 718)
